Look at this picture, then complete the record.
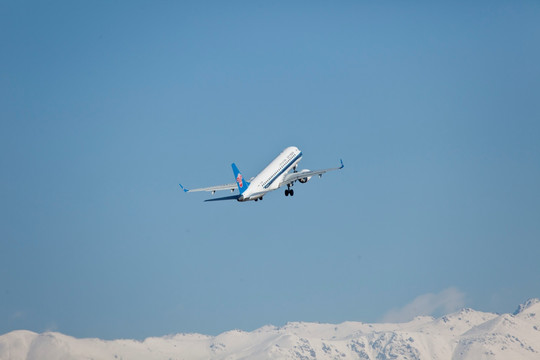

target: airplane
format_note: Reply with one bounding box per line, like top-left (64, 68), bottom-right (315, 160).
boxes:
top-left (179, 146), bottom-right (344, 202)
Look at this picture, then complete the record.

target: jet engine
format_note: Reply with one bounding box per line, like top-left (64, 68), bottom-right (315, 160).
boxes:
top-left (298, 169), bottom-right (312, 183)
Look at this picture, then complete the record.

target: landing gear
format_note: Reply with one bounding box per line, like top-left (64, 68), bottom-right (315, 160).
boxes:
top-left (284, 188), bottom-right (294, 197)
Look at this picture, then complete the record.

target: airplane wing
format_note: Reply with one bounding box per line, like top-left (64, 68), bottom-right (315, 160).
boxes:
top-left (179, 177), bottom-right (255, 193)
top-left (279, 159), bottom-right (344, 187)
top-left (179, 183), bottom-right (237, 193)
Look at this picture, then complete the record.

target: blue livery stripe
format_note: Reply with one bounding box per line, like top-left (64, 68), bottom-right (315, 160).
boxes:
top-left (263, 152), bottom-right (302, 189)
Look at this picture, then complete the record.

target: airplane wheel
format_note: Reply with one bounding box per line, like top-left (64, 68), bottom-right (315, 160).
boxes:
top-left (260, 197), bottom-right (263, 201)
top-left (285, 190), bottom-right (289, 196)
top-left (290, 189), bottom-right (294, 196)
top-left (255, 199), bottom-right (258, 202)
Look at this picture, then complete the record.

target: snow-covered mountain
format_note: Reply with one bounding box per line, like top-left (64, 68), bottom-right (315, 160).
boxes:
top-left (1, 299), bottom-right (539, 360)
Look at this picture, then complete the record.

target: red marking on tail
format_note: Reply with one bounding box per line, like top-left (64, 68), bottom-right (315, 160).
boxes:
top-left (237, 174), bottom-right (243, 187)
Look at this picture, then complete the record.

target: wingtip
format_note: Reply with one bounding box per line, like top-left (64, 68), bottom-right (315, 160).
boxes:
top-left (339, 159), bottom-right (344, 169)
top-left (179, 184), bottom-right (189, 192)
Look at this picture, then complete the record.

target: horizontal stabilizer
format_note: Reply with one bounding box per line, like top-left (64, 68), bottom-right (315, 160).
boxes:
top-left (204, 195), bottom-right (241, 202)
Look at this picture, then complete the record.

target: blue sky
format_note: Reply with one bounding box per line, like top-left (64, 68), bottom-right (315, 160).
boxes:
top-left (1, 1), bottom-right (539, 339)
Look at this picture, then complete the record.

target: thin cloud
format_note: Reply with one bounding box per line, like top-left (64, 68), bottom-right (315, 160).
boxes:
top-left (382, 287), bottom-right (465, 323)
top-left (11, 311), bottom-right (25, 319)
top-left (44, 321), bottom-right (59, 333)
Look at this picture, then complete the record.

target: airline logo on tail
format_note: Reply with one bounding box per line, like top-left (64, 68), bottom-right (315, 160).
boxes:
top-left (236, 174), bottom-right (243, 188)
top-left (231, 163), bottom-right (250, 194)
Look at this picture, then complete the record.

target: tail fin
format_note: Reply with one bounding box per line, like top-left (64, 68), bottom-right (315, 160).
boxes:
top-left (231, 163), bottom-right (250, 194)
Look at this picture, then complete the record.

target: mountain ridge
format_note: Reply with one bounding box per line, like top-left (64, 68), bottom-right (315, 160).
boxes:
top-left (1, 298), bottom-right (539, 360)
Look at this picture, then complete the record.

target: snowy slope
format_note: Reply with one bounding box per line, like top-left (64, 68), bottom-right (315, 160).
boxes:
top-left (1, 299), bottom-right (539, 360)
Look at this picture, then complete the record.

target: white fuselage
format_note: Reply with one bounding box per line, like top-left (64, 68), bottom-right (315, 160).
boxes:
top-left (239, 146), bottom-right (302, 201)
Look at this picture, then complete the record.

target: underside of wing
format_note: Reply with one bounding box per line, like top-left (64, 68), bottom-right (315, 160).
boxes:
top-left (179, 177), bottom-right (255, 193)
top-left (179, 183), bottom-right (237, 193)
top-left (279, 159), bottom-right (344, 187)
